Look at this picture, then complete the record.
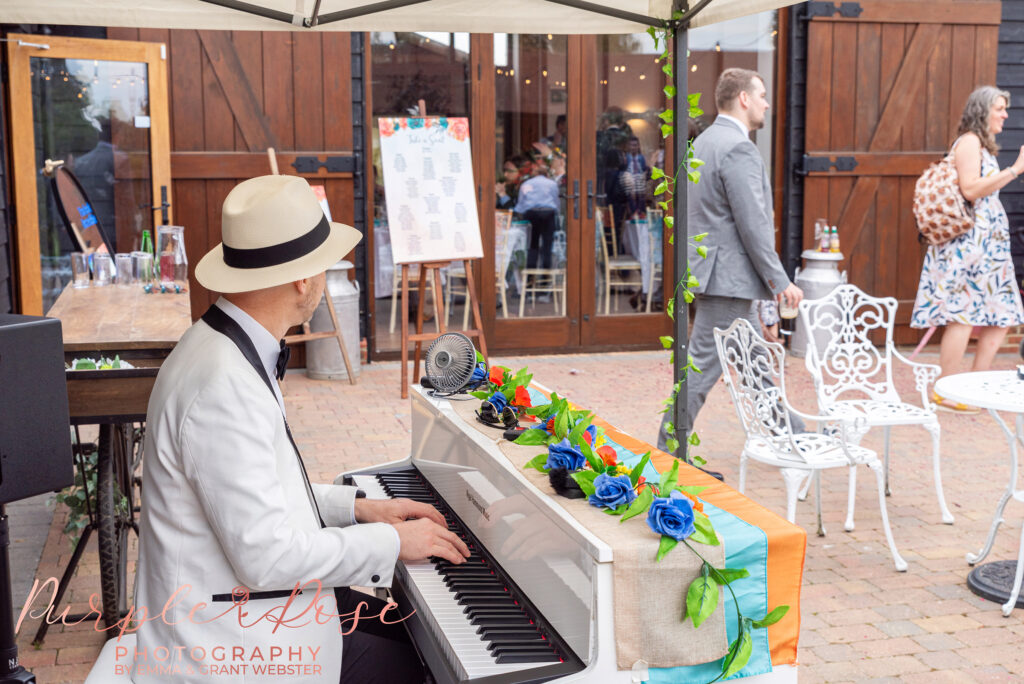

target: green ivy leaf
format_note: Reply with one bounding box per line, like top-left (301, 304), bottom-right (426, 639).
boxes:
top-left (687, 169), bottom-right (702, 183)
top-left (751, 605), bottom-right (790, 629)
top-left (664, 84), bottom-right (677, 98)
top-left (659, 335), bottom-right (674, 350)
top-left (661, 61), bottom-right (673, 76)
top-left (686, 565), bottom-right (719, 628)
top-left (650, 167), bottom-right (665, 180)
top-left (687, 92), bottom-right (701, 107)
top-left (514, 429), bottom-right (548, 446)
top-left (689, 158), bottom-right (705, 169)
top-left (654, 180), bottom-right (669, 196)
top-left (629, 451), bottom-right (652, 487)
top-left (722, 622), bottom-right (753, 679)
top-left (665, 437), bottom-right (680, 452)
top-left (523, 453), bottom-right (548, 472)
top-left (659, 458), bottom-right (680, 494)
top-left (655, 535), bottom-right (678, 562)
top-left (571, 469), bottom-right (598, 496)
top-left (688, 432), bottom-right (701, 446)
top-left (689, 511), bottom-right (720, 546)
top-left (621, 486), bottom-right (653, 522)
top-left (661, 123), bottom-right (673, 139)
top-left (709, 567), bottom-right (751, 585)
top-left (696, 245), bottom-right (708, 258)
top-left (468, 390), bottom-right (490, 400)
top-left (663, 215), bottom-right (674, 230)
top-left (692, 453), bottom-right (707, 466)
top-left (658, 110), bottom-right (674, 123)
top-left (693, 232), bottom-right (708, 242)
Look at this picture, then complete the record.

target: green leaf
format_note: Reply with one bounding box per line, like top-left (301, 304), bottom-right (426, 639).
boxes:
top-left (655, 535), bottom-right (678, 562)
top-left (475, 350), bottom-right (484, 363)
top-left (629, 452), bottom-right (652, 487)
top-left (689, 158), bottom-right (705, 169)
top-left (514, 429), bottom-right (549, 446)
top-left (722, 623), bottom-right (753, 679)
top-left (689, 512), bottom-right (720, 546)
top-left (468, 390), bottom-right (490, 400)
top-left (523, 453), bottom-right (548, 472)
top-left (687, 92), bottom-right (701, 107)
top-left (659, 459), bottom-right (680, 494)
top-left (687, 169), bottom-right (702, 184)
top-left (658, 110), bottom-right (674, 123)
top-left (709, 567), bottom-right (750, 586)
top-left (658, 200), bottom-right (669, 211)
top-left (661, 123), bottom-right (674, 139)
top-left (686, 567), bottom-right (719, 628)
top-left (675, 484), bottom-right (707, 496)
top-left (693, 232), bottom-right (708, 242)
top-left (692, 454), bottom-right (707, 466)
top-left (621, 486), bottom-right (653, 522)
top-left (571, 470), bottom-right (598, 496)
top-left (580, 440), bottom-right (604, 472)
top-left (696, 245), bottom-right (708, 259)
top-left (659, 335), bottom-right (674, 350)
top-left (654, 180), bottom-right (669, 196)
top-left (661, 61), bottom-right (673, 76)
top-left (663, 215), bottom-right (674, 230)
top-left (664, 84), bottom-right (677, 98)
top-left (751, 605), bottom-right (790, 629)
top-left (603, 503), bottom-right (629, 516)
top-left (665, 437), bottom-right (679, 452)
top-left (555, 410), bottom-right (570, 440)
top-left (650, 167), bottom-right (665, 180)
top-left (688, 432), bottom-right (701, 446)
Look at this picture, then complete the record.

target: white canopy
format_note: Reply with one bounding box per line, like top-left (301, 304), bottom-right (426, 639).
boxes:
top-left (4, 0), bottom-right (799, 33)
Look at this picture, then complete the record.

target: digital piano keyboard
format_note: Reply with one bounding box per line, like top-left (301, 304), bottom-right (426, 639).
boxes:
top-left (339, 387), bottom-right (797, 684)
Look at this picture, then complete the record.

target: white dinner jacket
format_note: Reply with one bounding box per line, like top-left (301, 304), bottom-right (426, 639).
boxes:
top-left (131, 316), bottom-right (399, 683)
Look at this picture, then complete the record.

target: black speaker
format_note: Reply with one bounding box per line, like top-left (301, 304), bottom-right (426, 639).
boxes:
top-left (0, 315), bottom-right (74, 503)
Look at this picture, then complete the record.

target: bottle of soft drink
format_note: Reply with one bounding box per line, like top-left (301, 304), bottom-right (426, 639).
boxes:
top-left (829, 225), bottom-right (840, 253)
top-left (141, 229), bottom-right (154, 257)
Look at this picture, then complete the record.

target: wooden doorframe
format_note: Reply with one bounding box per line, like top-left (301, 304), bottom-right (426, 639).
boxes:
top-left (6, 33), bottom-right (172, 315)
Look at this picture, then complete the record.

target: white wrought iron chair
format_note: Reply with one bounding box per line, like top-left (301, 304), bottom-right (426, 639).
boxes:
top-left (798, 284), bottom-right (953, 525)
top-left (714, 318), bottom-right (907, 571)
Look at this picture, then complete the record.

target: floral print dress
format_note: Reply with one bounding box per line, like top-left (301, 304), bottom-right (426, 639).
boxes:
top-left (911, 145), bottom-right (1024, 328)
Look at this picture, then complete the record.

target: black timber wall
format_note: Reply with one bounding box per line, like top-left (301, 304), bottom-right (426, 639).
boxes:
top-left (999, 0), bottom-right (1024, 286)
top-left (781, 3), bottom-right (808, 279)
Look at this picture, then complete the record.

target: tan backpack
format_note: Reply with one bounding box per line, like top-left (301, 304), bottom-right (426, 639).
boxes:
top-left (912, 152), bottom-right (974, 246)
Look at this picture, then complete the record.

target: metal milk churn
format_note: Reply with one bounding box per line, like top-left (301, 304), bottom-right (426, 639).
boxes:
top-left (790, 249), bottom-right (847, 358)
top-left (306, 260), bottom-right (361, 380)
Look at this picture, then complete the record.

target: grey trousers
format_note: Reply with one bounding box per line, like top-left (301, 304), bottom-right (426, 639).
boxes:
top-left (657, 294), bottom-right (805, 452)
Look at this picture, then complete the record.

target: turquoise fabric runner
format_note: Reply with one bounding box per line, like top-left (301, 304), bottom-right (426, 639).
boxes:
top-left (523, 389), bottom-right (774, 681)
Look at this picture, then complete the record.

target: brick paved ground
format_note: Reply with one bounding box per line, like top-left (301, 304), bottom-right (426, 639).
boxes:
top-left (17, 347), bottom-right (1024, 682)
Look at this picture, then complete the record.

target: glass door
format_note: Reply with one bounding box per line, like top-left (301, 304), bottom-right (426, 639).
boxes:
top-left (579, 34), bottom-right (672, 347)
top-left (7, 34), bottom-right (171, 314)
top-left (488, 33), bottom-right (582, 351)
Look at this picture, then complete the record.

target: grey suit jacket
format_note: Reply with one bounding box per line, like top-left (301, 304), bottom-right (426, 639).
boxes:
top-left (687, 117), bottom-right (789, 300)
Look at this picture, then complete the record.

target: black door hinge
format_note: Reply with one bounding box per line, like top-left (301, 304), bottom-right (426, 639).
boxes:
top-left (798, 155), bottom-right (858, 175)
top-left (805, 1), bottom-right (863, 19)
top-left (292, 155), bottom-right (356, 174)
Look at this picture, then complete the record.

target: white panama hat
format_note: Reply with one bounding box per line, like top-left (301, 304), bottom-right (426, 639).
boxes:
top-left (195, 175), bottom-right (362, 293)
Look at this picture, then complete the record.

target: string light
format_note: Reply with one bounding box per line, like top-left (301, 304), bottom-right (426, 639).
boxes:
top-left (714, 41), bottom-right (721, 52)
top-left (542, 69), bottom-right (547, 77)
top-left (525, 78), bottom-right (531, 84)
top-left (691, 64), bottom-right (698, 72)
top-left (547, 34), bottom-right (552, 40)
top-left (639, 74), bottom-right (646, 80)
top-left (388, 43), bottom-right (395, 50)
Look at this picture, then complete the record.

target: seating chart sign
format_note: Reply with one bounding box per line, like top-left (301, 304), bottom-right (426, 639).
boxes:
top-left (378, 116), bottom-right (483, 264)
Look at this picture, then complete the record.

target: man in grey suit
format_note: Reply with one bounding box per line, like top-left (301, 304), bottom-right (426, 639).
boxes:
top-left (659, 68), bottom-right (803, 451)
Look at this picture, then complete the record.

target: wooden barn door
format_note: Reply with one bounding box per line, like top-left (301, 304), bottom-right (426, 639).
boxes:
top-left (803, 1), bottom-right (1001, 343)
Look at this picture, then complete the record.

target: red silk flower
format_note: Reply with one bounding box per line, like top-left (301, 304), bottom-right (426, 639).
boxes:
top-left (489, 366), bottom-right (507, 386)
top-left (597, 445), bottom-right (617, 466)
top-left (513, 385), bottom-right (532, 408)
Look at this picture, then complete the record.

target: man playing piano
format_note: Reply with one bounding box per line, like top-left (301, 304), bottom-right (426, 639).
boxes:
top-left (133, 175), bottom-right (468, 683)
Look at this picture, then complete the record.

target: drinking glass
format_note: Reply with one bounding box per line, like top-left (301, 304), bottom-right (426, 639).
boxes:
top-left (115, 253), bottom-right (133, 285)
top-left (779, 299), bottom-right (799, 320)
top-left (156, 225), bottom-right (188, 287)
top-left (70, 252), bottom-right (89, 288)
top-left (132, 251), bottom-right (154, 284)
top-left (814, 218), bottom-right (828, 246)
top-left (92, 253), bottom-right (113, 286)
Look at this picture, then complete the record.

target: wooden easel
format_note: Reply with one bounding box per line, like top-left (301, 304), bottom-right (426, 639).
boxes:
top-left (268, 147), bottom-right (358, 385)
top-left (400, 259), bottom-right (487, 399)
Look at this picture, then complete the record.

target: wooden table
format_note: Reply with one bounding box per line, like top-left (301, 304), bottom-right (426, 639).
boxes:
top-left (36, 283), bottom-right (192, 640)
top-left (47, 283), bottom-right (191, 352)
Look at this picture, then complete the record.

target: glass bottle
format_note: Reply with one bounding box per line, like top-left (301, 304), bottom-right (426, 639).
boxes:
top-left (156, 226), bottom-right (188, 288)
top-left (829, 225), bottom-right (841, 253)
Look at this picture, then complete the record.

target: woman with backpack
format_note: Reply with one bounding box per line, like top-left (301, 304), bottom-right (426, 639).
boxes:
top-left (911, 86), bottom-right (1024, 411)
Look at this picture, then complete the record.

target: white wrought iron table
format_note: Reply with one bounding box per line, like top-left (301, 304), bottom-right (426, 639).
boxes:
top-left (935, 370), bottom-right (1024, 616)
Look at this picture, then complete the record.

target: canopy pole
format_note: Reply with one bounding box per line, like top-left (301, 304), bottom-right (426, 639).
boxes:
top-left (316, 0), bottom-right (433, 26)
top-left (672, 5), bottom-right (689, 462)
top-left (196, 0), bottom-right (294, 25)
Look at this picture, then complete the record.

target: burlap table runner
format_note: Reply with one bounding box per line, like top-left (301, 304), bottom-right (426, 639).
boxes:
top-left (449, 399), bottom-right (728, 669)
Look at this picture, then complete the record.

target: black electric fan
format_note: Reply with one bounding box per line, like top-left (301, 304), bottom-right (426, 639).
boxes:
top-left (423, 332), bottom-right (478, 398)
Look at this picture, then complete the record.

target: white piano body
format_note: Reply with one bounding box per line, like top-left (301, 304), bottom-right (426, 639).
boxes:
top-left (338, 387), bottom-right (798, 683)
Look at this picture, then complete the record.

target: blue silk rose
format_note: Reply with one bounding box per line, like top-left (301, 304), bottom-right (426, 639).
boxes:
top-left (545, 438), bottom-right (586, 472)
top-left (469, 362), bottom-right (487, 385)
top-left (646, 490), bottom-right (696, 541)
top-left (588, 473), bottom-right (637, 510)
top-left (486, 391), bottom-right (508, 412)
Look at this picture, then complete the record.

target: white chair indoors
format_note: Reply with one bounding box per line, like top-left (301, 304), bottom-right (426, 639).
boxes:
top-left (714, 317), bottom-right (907, 571)
top-left (797, 283), bottom-right (953, 525)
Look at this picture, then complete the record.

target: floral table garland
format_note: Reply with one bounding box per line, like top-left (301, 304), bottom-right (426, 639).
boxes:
top-left (472, 364), bottom-right (789, 682)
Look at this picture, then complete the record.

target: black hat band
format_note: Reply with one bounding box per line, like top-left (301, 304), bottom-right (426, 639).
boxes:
top-left (222, 214), bottom-right (330, 269)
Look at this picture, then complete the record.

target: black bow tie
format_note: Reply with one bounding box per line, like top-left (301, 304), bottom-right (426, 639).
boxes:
top-left (276, 340), bottom-right (291, 381)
